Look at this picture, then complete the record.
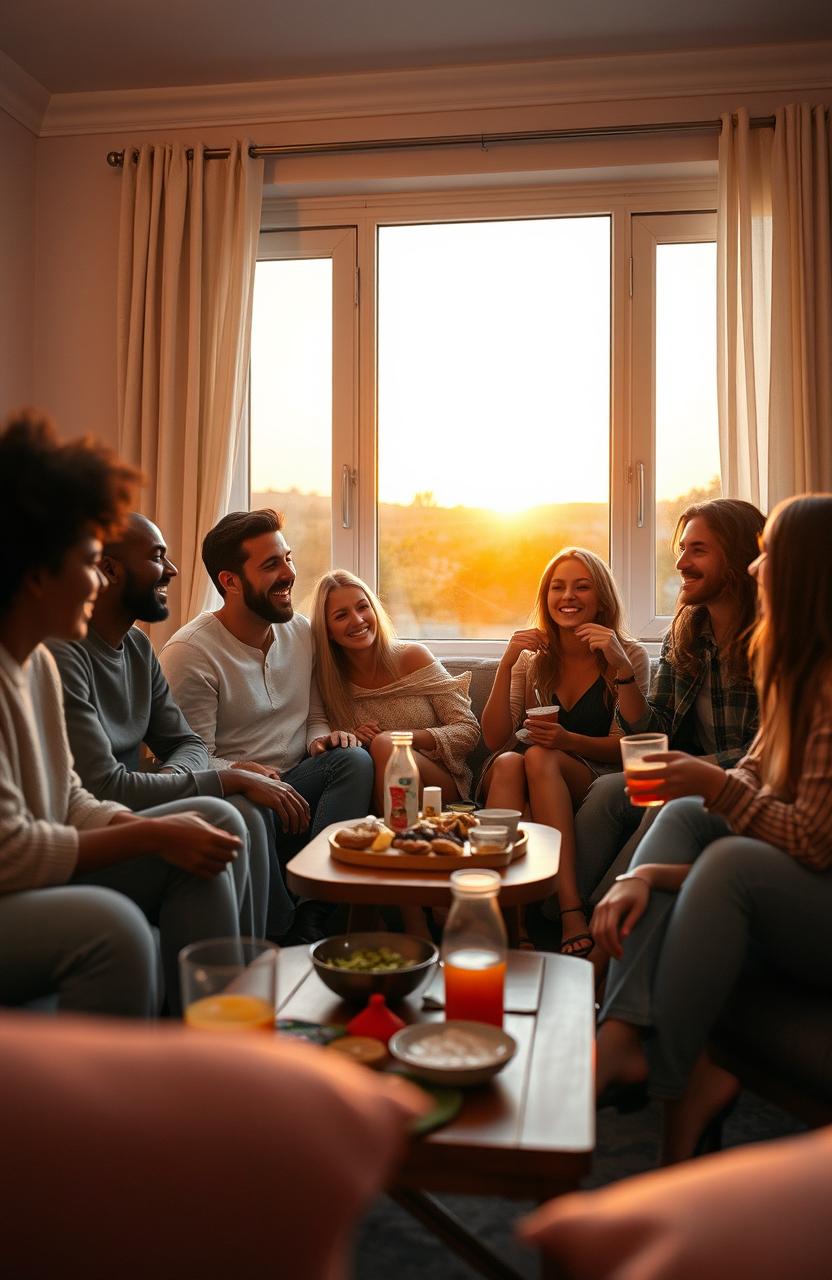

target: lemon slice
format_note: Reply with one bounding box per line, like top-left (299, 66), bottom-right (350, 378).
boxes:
top-left (370, 825), bottom-right (395, 851)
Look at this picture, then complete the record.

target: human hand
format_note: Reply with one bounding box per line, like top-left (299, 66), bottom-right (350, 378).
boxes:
top-left (233, 773), bottom-right (311, 834)
top-left (523, 714), bottom-right (567, 750)
top-left (575, 623), bottom-right (630, 671)
top-left (231, 759), bottom-right (281, 780)
top-left (144, 812), bottom-right (242, 879)
top-left (626, 752), bottom-right (725, 806)
top-left (354, 721), bottom-right (382, 746)
top-left (309, 730), bottom-right (360, 756)
top-left (503, 627), bottom-right (549, 666)
top-left (590, 876), bottom-right (651, 959)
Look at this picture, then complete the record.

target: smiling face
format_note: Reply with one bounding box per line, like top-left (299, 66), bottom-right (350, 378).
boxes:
top-left (325, 585), bottom-right (378, 653)
top-left (675, 515), bottom-right (730, 608)
top-left (546, 557), bottom-right (600, 630)
top-left (47, 532), bottom-right (107, 641)
top-left (236, 530), bottom-right (296, 624)
top-left (112, 515), bottom-right (178, 623)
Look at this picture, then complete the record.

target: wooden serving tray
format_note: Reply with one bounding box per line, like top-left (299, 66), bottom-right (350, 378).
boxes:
top-left (328, 827), bottom-right (528, 872)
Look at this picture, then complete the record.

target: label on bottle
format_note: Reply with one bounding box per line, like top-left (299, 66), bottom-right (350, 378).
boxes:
top-left (388, 781), bottom-right (416, 831)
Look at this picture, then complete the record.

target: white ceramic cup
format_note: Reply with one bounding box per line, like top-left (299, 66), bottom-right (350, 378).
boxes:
top-left (474, 808), bottom-right (522, 839)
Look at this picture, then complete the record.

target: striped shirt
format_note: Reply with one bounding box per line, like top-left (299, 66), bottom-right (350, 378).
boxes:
top-left (618, 615), bottom-right (758, 768)
top-left (712, 686), bottom-right (832, 870)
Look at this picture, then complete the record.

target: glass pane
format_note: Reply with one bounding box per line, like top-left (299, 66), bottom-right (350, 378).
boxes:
top-left (377, 218), bottom-right (610, 640)
top-left (655, 242), bottom-right (720, 615)
top-left (250, 258), bottom-right (332, 615)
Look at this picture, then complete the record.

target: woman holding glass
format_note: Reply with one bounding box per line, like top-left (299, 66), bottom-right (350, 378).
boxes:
top-left (593, 494), bottom-right (832, 1162)
top-left (480, 548), bottom-right (649, 956)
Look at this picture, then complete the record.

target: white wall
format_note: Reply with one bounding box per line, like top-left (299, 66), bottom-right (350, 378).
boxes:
top-left (0, 107), bottom-right (35, 411)
top-left (5, 42), bottom-right (831, 446)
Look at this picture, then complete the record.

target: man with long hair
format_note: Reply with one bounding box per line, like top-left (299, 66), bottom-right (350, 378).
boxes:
top-left (160, 509), bottom-right (374, 942)
top-left (572, 498), bottom-right (765, 909)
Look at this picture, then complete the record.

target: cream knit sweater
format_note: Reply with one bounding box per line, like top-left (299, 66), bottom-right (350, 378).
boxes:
top-left (0, 643), bottom-right (124, 893)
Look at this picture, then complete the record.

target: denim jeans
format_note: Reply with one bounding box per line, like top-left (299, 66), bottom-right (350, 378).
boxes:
top-left (267, 747), bottom-right (375, 935)
top-left (600, 796), bottom-right (832, 1097)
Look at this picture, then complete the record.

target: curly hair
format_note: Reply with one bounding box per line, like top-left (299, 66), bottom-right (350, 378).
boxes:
top-left (0, 410), bottom-right (140, 617)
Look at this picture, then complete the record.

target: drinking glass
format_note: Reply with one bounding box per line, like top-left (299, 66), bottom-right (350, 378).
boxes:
top-left (620, 733), bottom-right (669, 807)
top-left (179, 937), bottom-right (279, 1032)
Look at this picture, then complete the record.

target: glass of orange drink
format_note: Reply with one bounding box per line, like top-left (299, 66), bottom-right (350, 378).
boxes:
top-left (620, 733), bottom-right (669, 807)
top-left (179, 937), bottom-right (278, 1032)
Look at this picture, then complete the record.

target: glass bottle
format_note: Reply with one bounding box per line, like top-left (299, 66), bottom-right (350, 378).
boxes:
top-left (441, 869), bottom-right (507, 1027)
top-left (383, 731), bottom-right (420, 832)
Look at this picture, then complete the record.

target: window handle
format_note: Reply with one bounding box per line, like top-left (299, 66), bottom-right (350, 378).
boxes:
top-left (636, 462), bottom-right (645, 529)
top-left (341, 464), bottom-right (356, 529)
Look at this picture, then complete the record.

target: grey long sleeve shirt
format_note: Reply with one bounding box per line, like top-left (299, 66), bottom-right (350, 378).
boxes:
top-left (47, 627), bottom-right (223, 810)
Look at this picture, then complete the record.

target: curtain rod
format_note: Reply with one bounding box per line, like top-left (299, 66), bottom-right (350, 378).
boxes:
top-left (105, 115), bottom-right (778, 168)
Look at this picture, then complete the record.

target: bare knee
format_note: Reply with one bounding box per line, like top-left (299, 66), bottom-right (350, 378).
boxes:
top-left (489, 752), bottom-right (526, 785)
top-left (524, 746), bottom-right (567, 781)
top-left (369, 732), bottom-right (395, 767)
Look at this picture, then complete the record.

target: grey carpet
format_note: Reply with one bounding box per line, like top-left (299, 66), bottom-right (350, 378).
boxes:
top-left (351, 1090), bottom-right (806, 1278)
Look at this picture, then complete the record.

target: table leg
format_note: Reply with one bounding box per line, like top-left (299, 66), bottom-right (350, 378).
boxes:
top-left (390, 1188), bottom-right (526, 1280)
top-left (346, 904), bottom-right (380, 931)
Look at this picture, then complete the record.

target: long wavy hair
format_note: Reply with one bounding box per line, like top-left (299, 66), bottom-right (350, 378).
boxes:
top-left (310, 569), bottom-right (400, 729)
top-left (527, 548), bottom-right (632, 709)
top-left (750, 495), bottom-right (832, 797)
top-left (667, 498), bottom-right (765, 681)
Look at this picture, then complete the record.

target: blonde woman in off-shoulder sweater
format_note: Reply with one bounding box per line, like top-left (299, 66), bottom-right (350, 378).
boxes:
top-left (480, 547), bottom-right (649, 957)
top-left (593, 494), bottom-right (832, 1164)
top-left (310, 571), bottom-right (480, 813)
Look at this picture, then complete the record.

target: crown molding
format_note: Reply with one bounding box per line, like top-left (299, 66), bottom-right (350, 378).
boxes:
top-left (38, 40), bottom-right (832, 139)
top-left (0, 49), bottom-right (50, 135)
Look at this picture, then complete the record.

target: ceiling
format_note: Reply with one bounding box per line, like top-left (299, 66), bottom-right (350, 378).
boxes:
top-left (1, 0), bottom-right (831, 95)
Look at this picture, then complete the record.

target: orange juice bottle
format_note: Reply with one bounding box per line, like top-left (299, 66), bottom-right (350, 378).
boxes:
top-left (441, 869), bottom-right (507, 1027)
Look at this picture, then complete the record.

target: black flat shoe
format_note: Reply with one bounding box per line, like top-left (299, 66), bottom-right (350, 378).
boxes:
top-left (597, 1080), bottom-right (649, 1114)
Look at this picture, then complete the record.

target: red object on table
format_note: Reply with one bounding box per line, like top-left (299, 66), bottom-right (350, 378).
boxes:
top-left (346, 994), bottom-right (406, 1045)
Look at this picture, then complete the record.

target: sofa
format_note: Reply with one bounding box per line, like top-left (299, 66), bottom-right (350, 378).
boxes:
top-left (444, 654), bottom-right (832, 1129)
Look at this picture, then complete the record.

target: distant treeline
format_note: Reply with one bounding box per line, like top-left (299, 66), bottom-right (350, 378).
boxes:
top-left (253, 479), bottom-right (719, 637)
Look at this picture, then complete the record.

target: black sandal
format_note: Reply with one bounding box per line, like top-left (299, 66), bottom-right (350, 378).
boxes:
top-left (559, 906), bottom-right (595, 959)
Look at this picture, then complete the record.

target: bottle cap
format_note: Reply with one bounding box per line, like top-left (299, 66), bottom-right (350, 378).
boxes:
top-left (450, 868), bottom-right (502, 896)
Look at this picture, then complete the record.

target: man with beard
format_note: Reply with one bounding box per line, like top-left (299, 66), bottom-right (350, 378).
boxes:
top-left (159, 509), bottom-right (374, 941)
top-left (48, 513), bottom-right (297, 939)
top-left (564, 498), bottom-right (766, 924)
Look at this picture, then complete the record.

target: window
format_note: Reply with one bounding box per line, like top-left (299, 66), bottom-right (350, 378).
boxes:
top-left (630, 213), bottom-right (720, 637)
top-left (250, 193), bottom-right (719, 648)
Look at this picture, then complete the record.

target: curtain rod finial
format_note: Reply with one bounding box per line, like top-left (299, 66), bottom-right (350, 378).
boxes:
top-left (107, 150), bottom-right (125, 168)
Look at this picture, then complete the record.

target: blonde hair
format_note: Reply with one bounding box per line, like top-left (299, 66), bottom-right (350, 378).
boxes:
top-left (749, 495), bottom-right (832, 797)
top-left (527, 548), bottom-right (632, 707)
top-left (309, 569), bottom-right (400, 729)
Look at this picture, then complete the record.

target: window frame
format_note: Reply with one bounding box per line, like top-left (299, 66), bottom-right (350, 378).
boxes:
top-left (255, 177), bottom-right (718, 653)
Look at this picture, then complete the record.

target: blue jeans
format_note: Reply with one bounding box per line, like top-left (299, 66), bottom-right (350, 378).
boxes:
top-left (267, 747), bottom-right (375, 934)
top-left (600, 796), bottom-right (832, 1097)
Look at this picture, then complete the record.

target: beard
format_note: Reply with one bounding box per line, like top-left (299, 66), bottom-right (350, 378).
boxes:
top-left (122, 575), bottom-right (170, 623)
top-left (241, 572), bottom-right (294, 624)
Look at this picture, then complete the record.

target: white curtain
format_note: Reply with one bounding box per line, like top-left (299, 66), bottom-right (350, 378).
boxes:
top-left (718, 106), bottom-right (832, 512)
top-left (116, 141), bottom-right (264, 644)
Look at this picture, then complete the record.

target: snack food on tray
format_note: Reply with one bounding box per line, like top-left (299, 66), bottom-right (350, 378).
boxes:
top-left (332, 811), bottom-right (511, 861)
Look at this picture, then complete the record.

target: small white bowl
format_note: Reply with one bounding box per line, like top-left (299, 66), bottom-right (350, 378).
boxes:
top-left (474, 808), bottom-right (522, 839)
top-left (389, 1020), bottom-right (517, 1086)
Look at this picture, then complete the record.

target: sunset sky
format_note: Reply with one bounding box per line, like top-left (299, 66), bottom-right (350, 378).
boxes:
top-left (250, 219), bottom-right (719, 512)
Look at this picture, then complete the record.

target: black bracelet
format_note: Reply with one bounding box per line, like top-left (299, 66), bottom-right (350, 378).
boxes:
top-left (613, 674), bottom-right (636, 685)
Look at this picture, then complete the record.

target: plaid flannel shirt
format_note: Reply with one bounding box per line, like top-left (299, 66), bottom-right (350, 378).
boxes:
top-left (617, 615), bottom-right (759, 768)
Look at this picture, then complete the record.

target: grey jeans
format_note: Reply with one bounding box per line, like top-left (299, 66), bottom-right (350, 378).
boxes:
top-left (75, 795), bottom-right (248, 1015)
top-left (600, 796), bottom-right (832, 1098)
